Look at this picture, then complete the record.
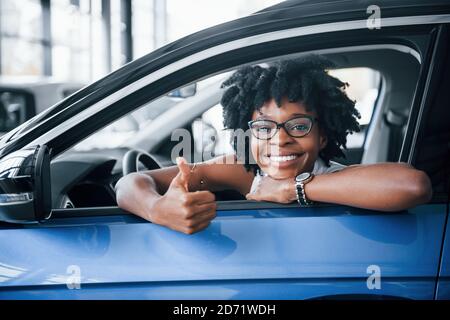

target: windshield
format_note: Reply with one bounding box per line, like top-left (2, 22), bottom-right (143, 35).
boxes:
top-left (71, 73), bottom-right (229, 152)
top-left (72, 97), bottom-right (179, 151)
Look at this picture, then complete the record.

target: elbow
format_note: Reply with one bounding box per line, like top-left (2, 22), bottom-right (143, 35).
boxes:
top-left (410, 170), bottom-right (433, 205)
top-left (115, 173), bottom-right (141, 208)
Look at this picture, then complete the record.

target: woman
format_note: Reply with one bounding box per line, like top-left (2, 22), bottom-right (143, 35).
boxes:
top-left (115, 56), bottom-right (432, 234)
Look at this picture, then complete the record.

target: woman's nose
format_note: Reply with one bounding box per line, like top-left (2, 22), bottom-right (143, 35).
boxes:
top-left (270, 126), bottom-right (295, 146)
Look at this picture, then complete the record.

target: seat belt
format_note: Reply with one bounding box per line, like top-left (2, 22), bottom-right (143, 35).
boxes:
top-left (384, 110), bottom-right (407, 162)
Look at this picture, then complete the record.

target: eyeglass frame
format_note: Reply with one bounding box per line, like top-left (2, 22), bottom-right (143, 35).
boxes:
top-left (247, 115), bottom-right (319, 140)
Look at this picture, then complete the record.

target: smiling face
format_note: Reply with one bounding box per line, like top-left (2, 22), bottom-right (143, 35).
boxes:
top-left (250, 97), bottom-right (327, 179)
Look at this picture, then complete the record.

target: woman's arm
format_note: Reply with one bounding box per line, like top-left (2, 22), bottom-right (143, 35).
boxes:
top-left (115, 154), bottom-right (254, 233)
top-left (246, 163), bottom-right (432, 212)
top-left (142, 154), bottom-right (254, 195)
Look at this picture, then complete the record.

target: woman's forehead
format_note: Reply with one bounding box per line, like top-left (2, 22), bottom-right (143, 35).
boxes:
top-left (253, 98), bottom-right (316, 120)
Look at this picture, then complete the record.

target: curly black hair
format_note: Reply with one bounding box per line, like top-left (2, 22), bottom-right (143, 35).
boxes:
top-left (220, 55), bottom-right (361, 174)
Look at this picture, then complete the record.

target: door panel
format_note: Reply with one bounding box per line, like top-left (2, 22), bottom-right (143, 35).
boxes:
top-left (0, 204), bottom-right (445, 299)
top-left (436, 215), bottom-right (450, 300)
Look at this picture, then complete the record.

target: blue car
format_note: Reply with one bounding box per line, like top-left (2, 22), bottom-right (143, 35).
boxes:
top-left (0, 0), bottom-right (449, 300)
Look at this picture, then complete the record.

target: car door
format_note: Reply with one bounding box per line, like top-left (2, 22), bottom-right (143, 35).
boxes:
top-left (419, 25), bottom-right (450, 301)
top-left (0, 5), bottom-right (449, 300)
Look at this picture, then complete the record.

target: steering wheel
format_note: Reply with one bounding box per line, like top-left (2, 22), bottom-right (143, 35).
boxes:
top-left (122, 149), bottom-right (162, 175)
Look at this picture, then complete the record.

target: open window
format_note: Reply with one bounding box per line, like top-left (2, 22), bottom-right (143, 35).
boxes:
top-left (49, 43), bottom-right (422, 213)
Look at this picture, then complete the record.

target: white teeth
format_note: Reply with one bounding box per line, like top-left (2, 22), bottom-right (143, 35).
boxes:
top-left (269, 154), bottom-right (298, 162)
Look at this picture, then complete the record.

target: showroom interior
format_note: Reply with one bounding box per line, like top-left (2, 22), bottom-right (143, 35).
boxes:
top-left (0, 0), bottom-right (280, 83)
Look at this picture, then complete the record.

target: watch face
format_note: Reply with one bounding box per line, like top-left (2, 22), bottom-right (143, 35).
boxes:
top-left (295, 172), bottom-right (311, 182)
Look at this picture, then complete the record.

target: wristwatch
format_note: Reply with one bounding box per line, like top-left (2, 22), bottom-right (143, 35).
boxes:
top-left (295, 172), bottom-right (314, 206)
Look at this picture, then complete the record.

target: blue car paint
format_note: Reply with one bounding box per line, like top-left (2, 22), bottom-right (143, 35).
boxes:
top-left (436, 213), bottom-right (450, 300)
top-left (0, 203), bottom-right (446, 299)
top-left (436, 280), bottom-right (450, 300)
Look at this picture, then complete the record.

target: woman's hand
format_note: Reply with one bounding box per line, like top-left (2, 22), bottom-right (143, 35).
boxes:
top-left (149, 157), bottom-right (217, 234)
top-left (245, 175), bottom-right (296, 204)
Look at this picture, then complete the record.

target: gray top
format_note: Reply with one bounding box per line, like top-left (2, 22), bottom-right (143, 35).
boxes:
top-left (249, 157), bottom-right (346, 194)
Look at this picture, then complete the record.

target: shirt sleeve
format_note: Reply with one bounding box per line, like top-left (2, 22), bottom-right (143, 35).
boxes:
top-left (249, 160), bottom-right (346, 194)
top-left (312, 158), bottom-right (346, 175)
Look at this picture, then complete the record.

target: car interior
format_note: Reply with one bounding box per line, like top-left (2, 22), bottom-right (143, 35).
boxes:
top-left (50, 45), bottom-right (421, 210)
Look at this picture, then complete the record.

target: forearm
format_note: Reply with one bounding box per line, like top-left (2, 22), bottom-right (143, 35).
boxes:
top-left (115, 173), bottom-right (162, 220)
top-left (115, 158), bottom-right (218, 234)
top-left (289, 163), bottom-right (432, 211)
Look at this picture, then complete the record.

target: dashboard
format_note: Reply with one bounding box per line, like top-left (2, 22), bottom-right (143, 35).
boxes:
top-left (51, 147), bottom-right (245, 209)
top-left (51, 148), bottom-right (129, 209)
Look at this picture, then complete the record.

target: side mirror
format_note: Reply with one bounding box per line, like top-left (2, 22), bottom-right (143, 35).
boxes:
top-left (0, 145), bottom-right (51, 223)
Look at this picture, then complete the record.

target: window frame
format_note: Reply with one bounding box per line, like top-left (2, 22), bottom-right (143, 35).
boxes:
top-left (406, 24), bottom-right (450, 203)
top-left (43, 25), bottom-right (443, 220)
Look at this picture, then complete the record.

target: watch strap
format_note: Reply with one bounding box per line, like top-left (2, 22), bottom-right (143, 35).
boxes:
top-left (295, 174), bottom-right (314, 206)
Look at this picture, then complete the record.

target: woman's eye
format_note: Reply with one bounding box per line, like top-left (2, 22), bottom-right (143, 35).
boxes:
top-left (291, 125), bottom-right (308, 131)
top-left (256, 126), bottom-right (272, 132)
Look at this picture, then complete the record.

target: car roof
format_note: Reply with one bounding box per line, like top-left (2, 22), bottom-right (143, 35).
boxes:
top-left (257, 0), bottom-right (450, 15)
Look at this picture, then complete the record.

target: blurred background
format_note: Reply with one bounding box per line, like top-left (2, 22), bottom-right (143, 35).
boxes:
top-left (0, 0), bottom-right (282, 82)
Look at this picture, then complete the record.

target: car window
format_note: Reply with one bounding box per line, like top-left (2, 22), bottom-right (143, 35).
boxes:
top-left (52, 44), bottom-right (423, 211)
top-left (70, 73), bottom-right (229, 152)
top-left (70, 92), bottom-right (184, 151)
top-left (62, 47), bottom-right (419, 166)
top-left (192, 104), bottom-right (233, 158)
top-left (69, 50), bottom-right (414, 168)
top-left (328, 68), bottom-right (381, 148)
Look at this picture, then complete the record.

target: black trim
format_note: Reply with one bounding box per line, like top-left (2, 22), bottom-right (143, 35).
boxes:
top-left (258, 0), bottom-right (450, 16)
top-left (33, 145), bottom-right (52, 221)
top-left (410, 25), bottom-right (448, 165)
top-left (434, 200), bottom-right (449, 299)
top-left (50, 201), bottom-right (331, 219)
top-left (400, 26), bottom-right (446, 164)
top-left (407, 24), bottom-right (450, 202)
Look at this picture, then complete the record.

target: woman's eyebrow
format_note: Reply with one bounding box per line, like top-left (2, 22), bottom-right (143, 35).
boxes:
top-left (289, 113), bottom-right (311, 117)
top-left (255, 112), bottom-right (313, 121)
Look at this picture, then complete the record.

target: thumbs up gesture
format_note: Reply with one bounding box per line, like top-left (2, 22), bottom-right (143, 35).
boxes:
top-left (170, 157), bottom-right (193, 192)
top-left (151, 157), bottom-right (217, 234)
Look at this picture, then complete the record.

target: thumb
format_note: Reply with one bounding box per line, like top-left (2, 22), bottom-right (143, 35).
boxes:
top-left (171, 157), bottom-right (191, 191)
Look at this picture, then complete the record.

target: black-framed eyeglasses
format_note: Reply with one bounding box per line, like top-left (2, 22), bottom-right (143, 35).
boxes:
top-left (248, 115), bottom-right (318, 140)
